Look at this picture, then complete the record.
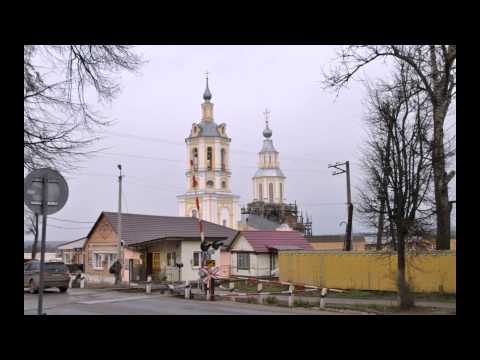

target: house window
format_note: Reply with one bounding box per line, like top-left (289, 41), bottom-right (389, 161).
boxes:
top-left (63, 252), bottom-right (71, 264)
top-left (270, 253), bottom-right (276, 270)
top-left (106, 254), bottom-right (117, 269)
top-left (258, 184), bottom-right (263, 201)
top-left (167, 252), bottom-right (176, 266)
top-left (207, 147), bottom-right (213, 170)
top-left (93, 253), bottom-right (116, 270)
top-left (93, 253), bottom-right (104, 269)
top-left (193, 252), bottom-right (200, 267)
top-left (269, 183), bottom-right (274, 202)
top-left (237, 253), bottom-right (250, 270)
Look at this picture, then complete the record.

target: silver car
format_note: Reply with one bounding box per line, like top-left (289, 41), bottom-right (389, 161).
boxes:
top-left (24, 260), bottom-right (70, 294)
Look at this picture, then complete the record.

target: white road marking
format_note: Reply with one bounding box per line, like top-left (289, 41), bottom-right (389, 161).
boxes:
top-left (79, 295), bottom-right (162, 305)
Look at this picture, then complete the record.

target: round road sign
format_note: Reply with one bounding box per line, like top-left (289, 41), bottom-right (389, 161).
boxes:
top-left (24, 168), bottom-right (69, 215)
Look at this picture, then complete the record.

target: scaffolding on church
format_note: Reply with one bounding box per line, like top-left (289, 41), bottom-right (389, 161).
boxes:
top-left (241, 200), bottom-right (312, 236)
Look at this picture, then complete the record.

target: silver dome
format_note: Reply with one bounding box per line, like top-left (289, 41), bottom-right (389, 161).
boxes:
top-left (263, 121), bottom-right (272, 138)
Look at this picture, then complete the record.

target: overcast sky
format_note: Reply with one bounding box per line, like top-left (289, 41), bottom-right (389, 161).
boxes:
top-left (25, 45), bottom-right (456, 243)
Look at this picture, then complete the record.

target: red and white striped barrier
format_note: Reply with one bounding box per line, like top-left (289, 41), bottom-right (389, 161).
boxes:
top-left (215, 274), bottom-right (344, 292)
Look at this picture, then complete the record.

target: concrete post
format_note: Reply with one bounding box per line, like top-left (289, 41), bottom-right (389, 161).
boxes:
top-left (185, 281), bottom-right (191, 299)
top-left (257, 282), bottom-right (263, 304)
top-left (320, 288), bottom-right (328, 309)
top-left (146, 275), bottom-right (152, 294)
top-left (80, 275), bottom-right (85, 289)
top-left (288, 285), bottom-right (295, 307)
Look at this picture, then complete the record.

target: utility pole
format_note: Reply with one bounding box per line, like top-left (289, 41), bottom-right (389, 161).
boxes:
top-left (328, 161), bottom-right (353, 251)
top-left (116, 164), bottom-right (123, 285)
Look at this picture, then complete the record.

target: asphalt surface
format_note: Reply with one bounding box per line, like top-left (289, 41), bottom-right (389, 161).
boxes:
top-left (24, 288), bottom-right (349, 315)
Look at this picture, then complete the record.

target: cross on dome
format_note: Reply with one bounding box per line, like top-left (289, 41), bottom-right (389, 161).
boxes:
top-left (203, 70), bottom-right (212, 101)
top-left (262, 108), bottom-right (272, 138)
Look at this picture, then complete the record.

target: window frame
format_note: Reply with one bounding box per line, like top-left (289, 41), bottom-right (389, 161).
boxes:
top-left (93, 253), bottom-right (104, 270)
top-left (167, 252), bottom-right (177, 267)
top-left (237, 252), bottom-right (250, 270)
top-left (269, 183), bottom-right (274, 202)
top-left (192, 251), bottom-right (200, 267)
top-left (207, 147), bottom-right (213, 170)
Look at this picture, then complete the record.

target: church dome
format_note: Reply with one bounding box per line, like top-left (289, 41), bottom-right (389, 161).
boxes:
top-left (263, 122), bottom-right (272, 138)
top-left (203, 85), bottom-right (212, 101)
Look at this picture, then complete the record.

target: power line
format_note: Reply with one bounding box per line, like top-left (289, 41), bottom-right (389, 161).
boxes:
top-left (48, 224), bottom-right (91, 230)
top-left (49, 217), bottom-right (95, 224)
top-left (94, 151), bottom-right (332, 173)
top-left (101, 130), bottom-right (320, 162)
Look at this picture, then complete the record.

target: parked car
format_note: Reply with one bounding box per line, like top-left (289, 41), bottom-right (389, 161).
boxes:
top-left (24, 260), bottom-right (70, 294)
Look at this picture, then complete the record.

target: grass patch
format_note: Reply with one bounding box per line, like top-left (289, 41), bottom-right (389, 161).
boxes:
top-left (233, 280), bottom-right (288, 293)
top-left (264, 296), bottom-right (278, 305)
top-left (326, 303), bottom-right (453, 314)
top-left (327, 289), bottom-right (456, 303)
top-left (293, 299), bottom-right (316, 308)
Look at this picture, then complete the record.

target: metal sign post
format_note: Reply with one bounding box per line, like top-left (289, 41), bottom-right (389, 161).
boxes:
top-left (37, 177), bottom-right (48, 315)
top-left (24, 168), bottom-right (68, 316)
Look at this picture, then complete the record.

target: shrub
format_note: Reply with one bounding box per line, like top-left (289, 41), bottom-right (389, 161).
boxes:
top-left (265, 296), bottom-right (278, 305)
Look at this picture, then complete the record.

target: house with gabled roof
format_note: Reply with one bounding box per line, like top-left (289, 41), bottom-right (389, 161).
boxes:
top-left (227, 230), bottom-right (312, 278)
top-left (57, 237), bottom-right (87, 266)
top-left (83, 211), bottom-right (238, 284)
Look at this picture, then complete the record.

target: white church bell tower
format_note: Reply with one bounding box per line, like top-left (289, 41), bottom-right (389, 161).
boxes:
top-left (252, 109), bottom-right (286, 204)
top-left (176, 73), bottom-right (240, 229)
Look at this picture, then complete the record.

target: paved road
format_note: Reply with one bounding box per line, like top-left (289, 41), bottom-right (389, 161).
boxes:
top-left (24, 289), bottom-right (350, 315)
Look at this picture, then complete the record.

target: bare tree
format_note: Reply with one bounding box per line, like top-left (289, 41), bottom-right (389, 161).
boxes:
top-left (24, 208), bottom-right (39, 259)
top-left (24, 45), bottom-right (143, 171)
top-left (357, 64), bottom-right (434, 308)
top-left (323, 45), bottom-right (456, 250)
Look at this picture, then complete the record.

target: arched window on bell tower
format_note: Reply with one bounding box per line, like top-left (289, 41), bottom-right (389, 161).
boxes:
top-left (280, 183), bottom-right (283, 203)
top-left (258, 183), bottom-right (263, 201)
top-left (269, 183), bottom-right (274, 203)
top-left (192, 148), bottom-right (198, 169)
top-left (207, 147), bottom-right (212, 170)
top-left (221, 148), bottom-right (226, 171)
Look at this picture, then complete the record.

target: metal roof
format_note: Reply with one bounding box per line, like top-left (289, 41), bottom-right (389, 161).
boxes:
top-left (88, 212), bottom-right (238, 248)
top-left (197, 121), bottom-right (227, 138)
top-left (245, 214), bottom-right (280, 230)
top-left (260, 139), bottom-right (277, 153)
top-left (232, 230), bottom-right (313, 253)
top-left (253, 168), bottom-right (285, 178)
top-left (57, 237), bottom-right (87, 250)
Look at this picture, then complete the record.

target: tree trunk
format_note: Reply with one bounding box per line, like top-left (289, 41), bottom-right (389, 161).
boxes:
top-left (31, 214), bottom-right (39, 260)
top-left (397, 230), bottom-right (414, 309)
top-left (376, 199), bottom-right (385, 250)
top-left (432, 102), bottom-right (451, 250)
top-left (389, 221), bottom-right (397, 251)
